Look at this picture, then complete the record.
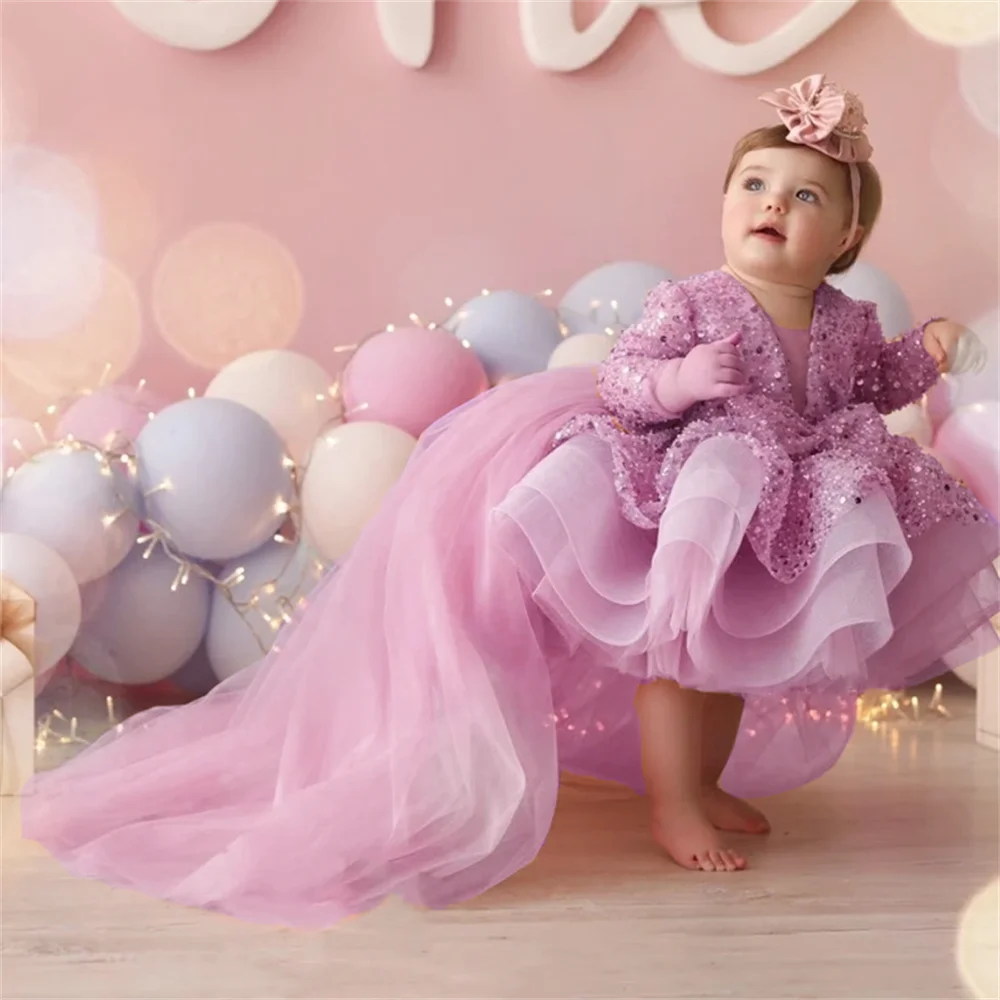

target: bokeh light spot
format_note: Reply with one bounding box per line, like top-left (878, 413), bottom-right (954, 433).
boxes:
top-left (153, 223), bottom-right (304, 370)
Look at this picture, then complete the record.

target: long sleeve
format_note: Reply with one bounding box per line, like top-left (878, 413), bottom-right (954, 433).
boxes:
top-left (850, 302), bottom-right (940, 415)
top-left (597, 281), bottom-right (696, 427)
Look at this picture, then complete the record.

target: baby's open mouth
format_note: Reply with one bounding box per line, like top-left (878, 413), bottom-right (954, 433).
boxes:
top-left (752, 225), bottom-right (786, 242)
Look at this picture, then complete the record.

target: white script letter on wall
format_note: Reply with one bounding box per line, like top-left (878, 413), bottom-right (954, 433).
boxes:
top-left (111, 0), bottom-right (860, 78)
top-left (518, 0), bottom-right (859, 75)
top-left (110, 0), bottom-right (280, 52)
top-left (376, 0), bottom-right (435, 68)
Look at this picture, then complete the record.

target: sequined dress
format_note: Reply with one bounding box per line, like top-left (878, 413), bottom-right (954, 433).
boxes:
top-left (22, 270), bottom-right (1000, 929)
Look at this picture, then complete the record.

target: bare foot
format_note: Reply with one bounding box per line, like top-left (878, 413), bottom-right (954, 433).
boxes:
top-left (701, 785), bottom-right (771, 835)
top-left (651, 800), bottom-right (747, 872)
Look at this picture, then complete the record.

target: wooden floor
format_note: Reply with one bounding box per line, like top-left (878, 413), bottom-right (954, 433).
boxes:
top-left (3, 684), bottom-right (998, 1000)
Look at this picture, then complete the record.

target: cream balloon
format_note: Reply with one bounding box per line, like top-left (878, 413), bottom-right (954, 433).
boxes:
top-left (952, 658), bottom-right (979, 689)
top-left (956, 877), bottom-right (999, 1000)
top-left (883, 403), bottom-right (932, 447)
top-left (301, 422), bottom-right (416, 561)
top-left (0, 532), bottom-right (82, 673)
top-left (547, 333), bottom-right (615, 370)
top-left (205, 349), bottom-right (338, 466)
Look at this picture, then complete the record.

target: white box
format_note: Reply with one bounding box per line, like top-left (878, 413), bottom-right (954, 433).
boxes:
top-left (0, 645), bottom-right (35, 795)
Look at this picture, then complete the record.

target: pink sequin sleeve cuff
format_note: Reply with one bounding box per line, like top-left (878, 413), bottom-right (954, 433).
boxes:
top-left (851, 304), bottom-right (940, 414)
top-left (597, 282), bottom-right (697, 427)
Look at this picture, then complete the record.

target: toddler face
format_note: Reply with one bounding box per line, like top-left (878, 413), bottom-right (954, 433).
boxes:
top-left (721, 145), bottom-right (855, 285)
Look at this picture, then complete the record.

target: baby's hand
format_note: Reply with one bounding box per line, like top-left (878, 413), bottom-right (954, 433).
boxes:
top-left (672, 331), bottom-right (746, 406)
top-left (924, 320), bottom-right (986, 375)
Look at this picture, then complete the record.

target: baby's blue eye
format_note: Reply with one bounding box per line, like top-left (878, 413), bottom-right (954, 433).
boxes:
top-left (743, 177), bottom-right (764, 192)
top-left (796, 189), bottom-right (819, 203)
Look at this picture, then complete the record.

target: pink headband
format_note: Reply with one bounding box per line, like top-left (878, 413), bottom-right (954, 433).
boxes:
top-left (759, 73), bottom-right (873, 248)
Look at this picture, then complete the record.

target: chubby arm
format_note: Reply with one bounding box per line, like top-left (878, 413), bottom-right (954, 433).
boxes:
top-left (597, 281), bottom-right (697, 427)
top-left (850, 302), bottom-right (940, 415)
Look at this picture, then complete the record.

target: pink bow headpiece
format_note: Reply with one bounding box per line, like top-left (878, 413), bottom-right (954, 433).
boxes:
top-left (759, 74), bottom-right (873, 246)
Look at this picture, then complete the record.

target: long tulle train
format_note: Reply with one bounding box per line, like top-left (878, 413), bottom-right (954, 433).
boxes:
top-left (22, 368), bottom-right (1000, 926)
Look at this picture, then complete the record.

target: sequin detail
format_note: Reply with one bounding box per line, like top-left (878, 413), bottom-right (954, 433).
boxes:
top-left (557, 270), bottom-right (988, 585)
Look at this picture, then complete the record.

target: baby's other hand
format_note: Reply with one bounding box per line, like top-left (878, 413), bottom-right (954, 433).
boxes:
top-left (676, 331), bottom-right (747, 403)
top-left (924, 320), bottom-right (985, 375)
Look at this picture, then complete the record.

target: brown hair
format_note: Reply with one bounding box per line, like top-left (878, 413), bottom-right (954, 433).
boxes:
top-left (723, 125), bottom-right (882, 274)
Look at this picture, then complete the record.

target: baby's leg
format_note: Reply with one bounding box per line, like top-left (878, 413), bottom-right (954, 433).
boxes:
top-left (699, 694), bottom-right (770, 835)
top-left (634, 680), bottom-right (746, 872)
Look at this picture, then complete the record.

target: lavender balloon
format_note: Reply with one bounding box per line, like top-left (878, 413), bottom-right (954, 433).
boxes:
top-left (135, 397), bottom-right (295, 561)
top-left (170, 643), bottom-right (219, 698)
top-left (71, 545), bottom-right (211, 686)
top-left (828, 262), bottom-right (913, 339)
top-left (206, 539), bottom-right (327, 681)
top-left (447, 290), bottom-right (563, 381)
top-left (560, 261), bottom-right (675, 335)
top-left (0, 446), bottom-right (140, 584)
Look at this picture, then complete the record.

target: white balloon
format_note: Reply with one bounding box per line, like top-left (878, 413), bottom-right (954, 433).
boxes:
top-left (548, 332), bottom-right (615, 370)
top-left (828, 262), bottom-right (913, 339)
top-left (952, 309), bottom-right (999, 407)
top-left (301, 421), bottom-right (416, 561)
top-left (952, 659), bottom-right (978, 689)
top-left (0, 447), bottom-right (140, 584)
top-left (883, 403), bottom-right (932, 447)
top-left (205, 349), bottom-right (338, 467)
top-left (0, 532), bottom-right (81, 673)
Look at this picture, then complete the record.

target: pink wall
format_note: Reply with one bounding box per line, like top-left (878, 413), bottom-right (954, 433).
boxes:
top-left (1, 0), bottom-right (997, 406)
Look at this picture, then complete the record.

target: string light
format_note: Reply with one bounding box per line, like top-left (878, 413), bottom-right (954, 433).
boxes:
top-left (856, 683), bottom-right (949, 730)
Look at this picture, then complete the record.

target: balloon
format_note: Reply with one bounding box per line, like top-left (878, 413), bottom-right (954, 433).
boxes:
top-left (952, 658), bottom-right (978, 689)
top-left (169, 643), bottom-right (219, 698)
top-left (0, 445), bottom-right (140, 583)
top-left (205, 349), bottom-right (338, 467)
top-left (548, 332), bottom-right (615, 370)
top-left (206, 540), bottom-right (327, 681)
top-left (341, 326), bottom-right (488, 438)
top-left (302, 421), bottom-right (416, 561)
top-left (934, 401), bottom-right (1000, 518)
top-left (0, 532), bottom-right (81, 674)
top-left (447, 291), bottom-right (563, 381)
top-left (925, 375), bottom-right (958, 434)
top-left (71, 545), bottom-right (211, 685)
top-left (883, 403), bottom-right (932, 446)
top-left (560, 261), bottom-right (674, 335)
top-left (828, 262), bottom-right (913, 339)
top-left (0, 416), bottom-right (46, 474)
top-left (135, 397), bottom-right (295, 561)
top-left (56, 383), bottom-right (166, 449)
top-left (950, 309), bottom-right (999, 407)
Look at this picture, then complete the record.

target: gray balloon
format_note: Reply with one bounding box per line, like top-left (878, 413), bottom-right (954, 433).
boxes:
top-left (0, 447), bottom-right (140, 584)
top-left (135, 397), bottom-right (295, 561)
top-left (447, 290), bottom-right (563, 381)
top-left (71, 544), bottom-right (212, 685)
top-left (827, 262), bottom-right (913, 339)
top-left (559, 261), bottom-right (675, 335)
top-left (206, 539), bottom-right (327, 681)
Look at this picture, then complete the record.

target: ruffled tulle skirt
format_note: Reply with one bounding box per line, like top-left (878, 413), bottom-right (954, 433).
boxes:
top-left (22, 368), bottom-right (1000, 928)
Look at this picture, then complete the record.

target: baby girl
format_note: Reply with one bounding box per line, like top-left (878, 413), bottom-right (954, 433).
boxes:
top-left (23, 75), bottom-right (999, 926)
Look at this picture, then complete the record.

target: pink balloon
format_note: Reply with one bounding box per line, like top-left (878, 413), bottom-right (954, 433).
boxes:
top-left (56, 384), bottom-right (166, 448)
top-left (925, 376), bottom-right (957, 435)
top-left (341, 326), bottom-right (488, 437)
top-left (0, 416), bottom-right (46, 473)
top-left (933, 401), bottom-right (1000, 519)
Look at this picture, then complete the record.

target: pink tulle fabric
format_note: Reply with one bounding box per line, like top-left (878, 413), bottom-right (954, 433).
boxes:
top-left (22, 367), bottom-right (1000, 928)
